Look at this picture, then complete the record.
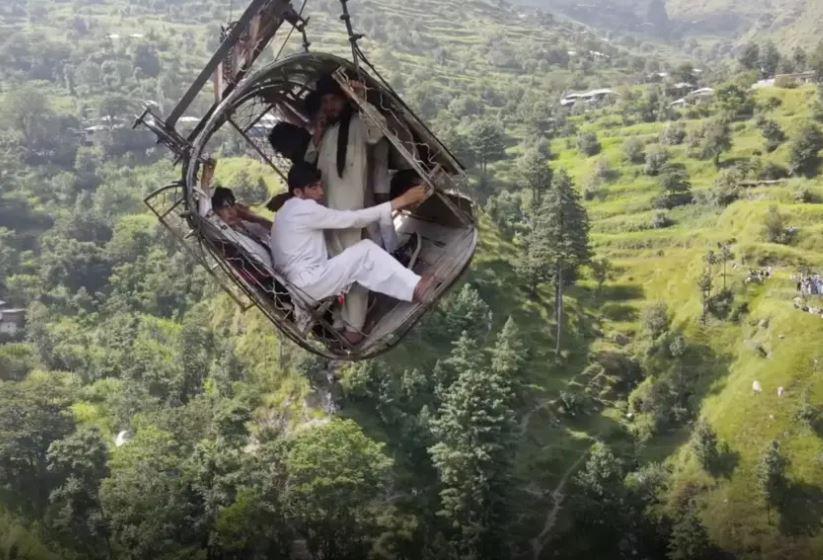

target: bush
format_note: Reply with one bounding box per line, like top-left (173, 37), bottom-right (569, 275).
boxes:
top-left (762, 205), bottom-right (793, 244)
top-left (789, 124), bottom-right (823, 177)
top-left (706, 289), bottom-right (735, 319)
top-left (577, 131), bottom-right (601, 156)
top-left (655, 166), bottom-right (692, 209)
top-left (651, 211), bottom-right (673, 229)
top-left (760, 96), bottom-right (782, 111)
top-left (758, 118), bottom-right (786, 152)
top-left (709, 167), bottom-right (745, 207)
top-left (642, 302), bottom-right (671, 339)
top-left (644, 145), bottom-right (670, 176)
top-left (660, 122), bottom-right (686, 146)
top-left (794, 187), bottom-right (817, 204)
top-left (623, 137), bottom-right (645, 164)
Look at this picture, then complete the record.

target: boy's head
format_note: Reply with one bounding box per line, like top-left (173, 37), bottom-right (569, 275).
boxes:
top-left (390, 169), bottom-right (424, 200)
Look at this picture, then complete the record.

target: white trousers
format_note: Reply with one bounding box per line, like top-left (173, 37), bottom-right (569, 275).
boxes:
top-left (298, 240), bottom-right (421, 314)
top-left (327, 228), bottom-right (369, 330)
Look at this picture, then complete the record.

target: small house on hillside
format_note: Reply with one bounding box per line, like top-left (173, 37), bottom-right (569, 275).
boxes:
top-left (686, 87), bottom-right (715, 104)
top-left (560, 88), bottom-right (618, 109)
top-left (0, 300), bottom-right (25, 336)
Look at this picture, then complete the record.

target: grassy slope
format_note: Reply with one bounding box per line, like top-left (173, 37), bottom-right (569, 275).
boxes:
top-left (548, 85), bottom-right (823, 558)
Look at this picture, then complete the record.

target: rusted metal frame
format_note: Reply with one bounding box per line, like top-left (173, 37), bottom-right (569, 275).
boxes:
top-left (227, 116), bottom-right (287, 182)
top-left (144, 185), bottom-right (252, 309)
top-left (241, 100), bottom-right (278, 134)
top-left (183, 1), bottom-right (301, 142)
top-left (352, 44), bottom-right (466, 172)
top-left (168, 0), bottom-right (285, 128)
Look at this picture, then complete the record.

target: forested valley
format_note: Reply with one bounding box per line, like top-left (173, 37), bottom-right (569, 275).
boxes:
top-left (1, 1), bottom-right (823, 559)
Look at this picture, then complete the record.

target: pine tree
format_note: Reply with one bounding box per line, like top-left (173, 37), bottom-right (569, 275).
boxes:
top-left (667, 505), bottom-right (710, 560)
top-left (757, 440), bottom-right (788, 518)
top-left (490, 317), bottom-right (527, 378)
top-left (692, 420), bottom-right (719, 471)
top-left (540, 171), bottom-right (592, 353)
top-left (517, 147), bottom-right (552, 209)
top-left (429, 347), bottom-right (517, 559)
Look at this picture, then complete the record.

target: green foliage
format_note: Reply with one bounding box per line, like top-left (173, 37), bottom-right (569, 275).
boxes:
top-left (699, 119), bottom-right (732, 166)
top-left (45, 426), bottom-right (109, 556)
top-left (101, 425), bottom-right (205, 560)
top-left (644, 144), bottom-right (670, 176)
top-left (709, 167), bottom-right (745, 207)
top-left (0, 343), bottom-right (38, 382)
top-left (739, 43), bottom-right (760, 71)
top-left (517, 145), bottom-right (552, 208)
top-left (571, 443), bottom-right (625, 528)
top-left (623, 137), bottom-right (646, 164)
top-left (788, 123), bottom-right (823, 177)
top-left (758, 118), bottom-right (786, 152)
top-left (691, 420), bottom-right (719, 471)
top-left (429, 336), bottom-right (516, 559)
top-left (577, 131), bottom-right (601, 156)
top-left (468, 120), bottom-right (507, 173)
top-left (0, 373), bottom-right (76, 515)
top-left (655, 166), bottom-right (693, 209)
top-left (762, 205), bottom-right (792, 244)
top-left (757, 440), bottom-right (788, 512)
top-left (286, 419), bottom-right (392, 559)
top-left (667, 505), bottom-right (711, 560)
top-left (642, 302), bottom-right (671, 340)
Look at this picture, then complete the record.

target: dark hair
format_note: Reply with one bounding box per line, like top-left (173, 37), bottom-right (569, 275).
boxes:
top-left (315, 74), bottom-right (344, 98)
top-left (212, 186), bottom-right (236, 210)
top-left (287, 162), bottom-right (322, 193)
top-left (268, 122), bottom-right (311, 163)
top-left (390, 169), bottom-right (422, 199)
top-left (304, 91), bottom-right (322, 119)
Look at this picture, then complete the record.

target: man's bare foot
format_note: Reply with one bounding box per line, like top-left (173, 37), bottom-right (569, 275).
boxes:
top-left (413, 274), bottom-right (438, 304)
top-left (342, 330), bottom-right (365, 346)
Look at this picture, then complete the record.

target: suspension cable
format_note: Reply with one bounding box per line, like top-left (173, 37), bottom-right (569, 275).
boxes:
top-left (274, 0), bottom-right (310, 61)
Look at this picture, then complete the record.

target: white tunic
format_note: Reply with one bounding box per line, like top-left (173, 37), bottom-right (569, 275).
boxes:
top-left (316, 104), bottom-right (387, 330)
top-left (270, 198), bottom-right (420, 304)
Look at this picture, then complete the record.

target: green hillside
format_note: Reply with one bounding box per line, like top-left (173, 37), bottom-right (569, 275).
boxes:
top-left (0, 0), bottom-right (822, 559)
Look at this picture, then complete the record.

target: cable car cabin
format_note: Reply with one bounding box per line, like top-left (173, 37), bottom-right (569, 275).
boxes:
top-left (138, 2), bottom-right (477, 361)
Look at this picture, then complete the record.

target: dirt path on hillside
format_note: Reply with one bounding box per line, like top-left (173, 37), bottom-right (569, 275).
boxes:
top-left (528, 447), bottom-right (591, 560)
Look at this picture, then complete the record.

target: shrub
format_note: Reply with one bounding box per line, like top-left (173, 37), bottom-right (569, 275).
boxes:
top-left (794, 187), bottom-right (817, 204)
top-left (623, 137), bottom-right (645, 164)
top-left (651, 211), bottom-right (673, 229)
top-left (644, 144), bottom-right (670, 176)
top-left (762, 205), bottom-right (793, 244)
top-left (709, 167), bottom-right (745, 207)
top-left (660, 122), bottom-right (686, 146)
top-left (757, 118), bottom-right (786, 152)
top-left (577, 131), bottom-right (601, 156)
top-left (789, 124), bottom-right (823, 177)
top-left (655, 166), bottom-right (692, 209)
top-left (774, 75), bottom-right (799, 89)
top-left (642, 302), bottom-right (671, 339)
top-left (758, 162), bottom-right (788, 180)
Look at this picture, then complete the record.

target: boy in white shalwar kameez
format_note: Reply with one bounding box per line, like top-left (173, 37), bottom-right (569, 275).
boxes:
top-left (271, 163), bottom-right (436, 345)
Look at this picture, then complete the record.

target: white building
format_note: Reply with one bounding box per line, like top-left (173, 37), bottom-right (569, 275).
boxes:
top-left (0, 300), bottom-right (25, 336)
top-left (560, 88), bottom-right (618, 108)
